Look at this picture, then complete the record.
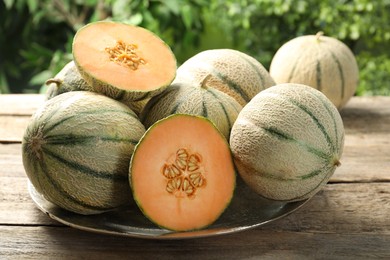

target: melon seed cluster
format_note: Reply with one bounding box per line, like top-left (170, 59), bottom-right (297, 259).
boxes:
top-left (105, 40), bottom-right (147, 70)
top-left (162, 148), bottom-right (206, 199)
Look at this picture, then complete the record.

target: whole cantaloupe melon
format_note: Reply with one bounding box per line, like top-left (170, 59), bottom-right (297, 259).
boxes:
top-left (173, 49), bottom-right (276, 106)
top-left (269, 32), bottom-right (359, 109)
top-left (22, 91), bottom-right (146, 215)
top-left (44, 61), bottom-right (92, 99)
top-left (140, 81), bottom-right (242, 140)
top-left (230, 83), bottom-right (344, 202)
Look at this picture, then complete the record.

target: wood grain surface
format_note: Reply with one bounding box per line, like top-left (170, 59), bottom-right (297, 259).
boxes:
top-left (0, 95), bottom-right (389, 259)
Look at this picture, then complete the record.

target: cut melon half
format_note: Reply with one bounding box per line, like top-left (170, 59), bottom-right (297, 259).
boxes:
top-left (72, 21), bottom-right (177, 102)
top-left (129, 114), bottom-right (236, 231)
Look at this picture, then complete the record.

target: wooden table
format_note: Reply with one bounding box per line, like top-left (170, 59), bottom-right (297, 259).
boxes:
top-left (1, 94), bottom-right (389, 259)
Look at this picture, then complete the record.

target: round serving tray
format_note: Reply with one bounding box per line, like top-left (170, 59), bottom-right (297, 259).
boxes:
top-left (28, 177), bottom-right (309, 239)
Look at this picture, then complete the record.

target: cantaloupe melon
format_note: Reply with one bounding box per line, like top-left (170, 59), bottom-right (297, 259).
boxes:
top-left (269, 32), bottom-right (359, 109)
top-left (130, 114), bottom-right (236, 231)
top-left (45, 61), bottom-right (92, 99)
top-left (72, 21), bottom-right (177, 104)
top-left (45, 60), bottom-right (148, 115)
top-left (22, 91), bottom-right (146, 215)
top-left (140, 80), bottom-right (242, 140)
top-left (230, 83), bottom-right (344, 202)
top-left (173, 49), bottom-right (276, 106)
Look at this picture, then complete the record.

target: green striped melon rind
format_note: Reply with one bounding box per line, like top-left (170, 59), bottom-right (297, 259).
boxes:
top-left (45, 61), bottom-right (93, 100)
top-left (22, 91), bottom-right (146, 215)
top-left (72, 21), bottom-right (177, 106)
top-left (269, 33), bottom-right (359, 110)
top-left (45, 60), bottom-right (149, 116)
top-left (140, 82), bottom-right (242, 140)
top-left (173, 49), bottom-right (276, 106)
top-left (230, 83), bottom-right (344, 202)
top-left (76, 64), bottom-right (164, 105)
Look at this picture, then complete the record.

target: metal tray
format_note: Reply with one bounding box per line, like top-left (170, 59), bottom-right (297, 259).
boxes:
top-left (28, 177), bottom-right (309, 239)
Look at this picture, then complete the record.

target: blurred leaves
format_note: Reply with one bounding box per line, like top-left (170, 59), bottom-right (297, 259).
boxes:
top-left (208, 0), bottom-right (390, 95)
top-left (0, 0), bottom-right (207, 93)
top-left (0, 0), bottom-right (389, 95)
top-left (209, 0), bottom-right (390, 63)
top-left (356, 53), bottom-right (390, 96)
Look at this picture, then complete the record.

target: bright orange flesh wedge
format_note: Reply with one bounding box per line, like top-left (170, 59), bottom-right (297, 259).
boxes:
top-left (73, 21), bottom-right (176, 92)
top-left (130, 114), bottom-right (236, 231)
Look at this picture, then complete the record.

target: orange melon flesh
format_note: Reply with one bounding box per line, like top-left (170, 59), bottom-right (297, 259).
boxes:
top-left (73, 21), bottom-right (176, 91)
top-left (130, 114), bottom-right (236, 231)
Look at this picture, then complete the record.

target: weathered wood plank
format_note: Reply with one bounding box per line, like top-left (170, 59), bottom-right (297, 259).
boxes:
top-left (0, 225), bottom-right (388, 259)
top-left (333, 96), bottom-right (390, 182)
top-left (332, 133), bottom-right (390, 182)
top-left (268, 183), bottom-right (390, 234)
top-left (341, 96), bottom-right (390, 134)
top-left (0, 94), bottom-right (44, 143)
top-left (1, 171), bottom-right (389, 234)
top-left (0, 144), bottom-right (25, 177)
top-left (0, 95), bottom-right (389, 259)
top-left (0, 115), bottom-right (31, 143)
top-left (0, 176), bottom-right (59, 226)
top-left (0, 94), bottom-right (45, 115)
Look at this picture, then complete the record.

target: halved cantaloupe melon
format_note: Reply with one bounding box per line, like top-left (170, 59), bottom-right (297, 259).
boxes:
top-left (72, 21), bottom-right (177, 103)
top-left (130, 114), bottom-right (236, 231)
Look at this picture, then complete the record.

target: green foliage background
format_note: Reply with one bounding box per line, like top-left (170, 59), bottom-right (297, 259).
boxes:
top-left (1, 0), bottom-right (389, 95)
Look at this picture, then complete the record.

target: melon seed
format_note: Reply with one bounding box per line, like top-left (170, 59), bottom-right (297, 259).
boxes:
top-left (161, 148), bottom-right (206, 199)
top-left (105, 40), bottom-right (146, 70)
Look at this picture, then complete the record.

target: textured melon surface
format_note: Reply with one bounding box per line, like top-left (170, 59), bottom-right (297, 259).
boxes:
top-left (45, 60), bottom-right (148, 115)
top-left (140, 82), bottom-right (242, 140)
top-left (130, 114), bottom-right (236, 231)
top-left (173, 49), bottom-right (275, 106)
top-left (73, 21), bottom-right (177, 103)
top-left (45, 61), bottom-right (92, 99)
top-left (269, 32), bottom-right (359, 109)
top-left (230, 83), bottom-right (344, 202)
top-left (22, 91), bottom-right (146, 215)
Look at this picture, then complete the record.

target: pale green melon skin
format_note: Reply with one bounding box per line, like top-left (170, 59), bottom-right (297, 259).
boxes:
top-left (269, 34), bottom-right (359, 110)
top-left (140, 82), bottom-right (242, 140)
top-left (75, 61), bottom-right (159, 115)
top-left (230, 83), bottom-right (344, 202)
top-left (45, 61), bottom-right (149, 115)
top-left (45, 61), bottom-right (93, 99)
top-left (173, 49), bottom-right (276, 106)
top-left (22, 91), bottom-right (146, 215)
